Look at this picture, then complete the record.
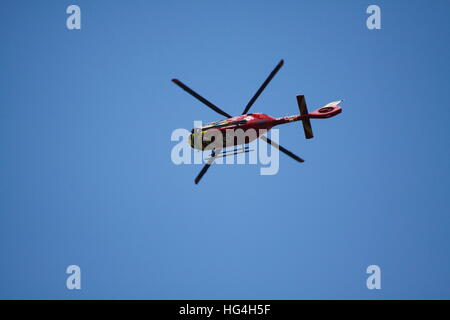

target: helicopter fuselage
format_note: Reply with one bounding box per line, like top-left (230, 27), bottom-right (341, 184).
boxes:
top-left (189, 105), bottom-right (341, 150)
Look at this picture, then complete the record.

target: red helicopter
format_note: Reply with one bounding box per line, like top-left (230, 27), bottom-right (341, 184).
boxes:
top-left (172, 60), bottom-right (342, 184)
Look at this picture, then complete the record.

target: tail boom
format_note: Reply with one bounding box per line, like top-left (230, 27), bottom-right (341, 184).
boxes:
top-left (274, 97), bottom-right (342, 135)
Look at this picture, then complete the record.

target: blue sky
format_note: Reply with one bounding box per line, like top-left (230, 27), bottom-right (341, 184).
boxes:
top-left (0, 0), bottom-right (449, 299)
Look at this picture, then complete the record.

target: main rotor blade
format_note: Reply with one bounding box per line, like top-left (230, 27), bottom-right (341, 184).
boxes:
top-left (194, 153), bottom-right (219, 184)
top-left (172, 79), bottom-right (232, 118)
top-left (260, 135), bottom-right (304, 162)
top-left (241, 59), bottom-right (284, 115)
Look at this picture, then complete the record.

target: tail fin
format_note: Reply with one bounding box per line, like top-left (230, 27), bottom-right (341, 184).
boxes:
top-left (296, 95), bottom-right (314, 139)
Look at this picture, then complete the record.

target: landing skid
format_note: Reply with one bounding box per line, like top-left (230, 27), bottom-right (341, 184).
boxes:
top-left (207, 146), bottom-right (253, 161)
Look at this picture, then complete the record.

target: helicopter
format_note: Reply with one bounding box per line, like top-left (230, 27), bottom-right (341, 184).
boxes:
top-left (172, 59), bottom-right (342, 184)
